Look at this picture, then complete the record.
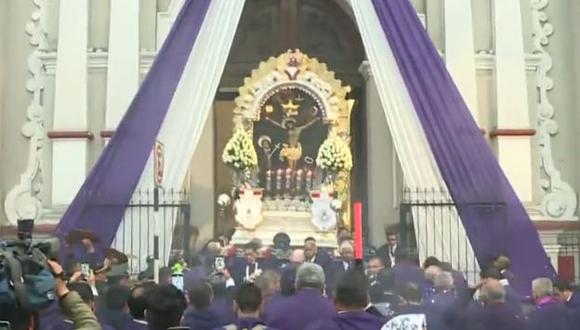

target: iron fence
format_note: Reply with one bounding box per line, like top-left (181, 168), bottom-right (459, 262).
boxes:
top-left (111, 188), bottom-right (191, 273)
top-left (399, 187), bottom-right (506, 285)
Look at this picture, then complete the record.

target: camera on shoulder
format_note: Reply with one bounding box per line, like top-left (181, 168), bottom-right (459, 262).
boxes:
top-left (0, 219), bottom-right (60, 311)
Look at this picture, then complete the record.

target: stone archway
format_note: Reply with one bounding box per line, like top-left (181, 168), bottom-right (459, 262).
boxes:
top-left (207, 0), bottom-right (368, 238)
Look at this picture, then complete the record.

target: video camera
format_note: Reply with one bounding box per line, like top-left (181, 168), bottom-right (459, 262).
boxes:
top-left (0, 219), bottom-right (60, 311)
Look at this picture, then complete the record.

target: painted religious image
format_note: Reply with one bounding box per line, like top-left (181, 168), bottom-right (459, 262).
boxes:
top-left (254, 88), bottom-right (328, 197)
top-left (222, 50), bottom-right (355, 247)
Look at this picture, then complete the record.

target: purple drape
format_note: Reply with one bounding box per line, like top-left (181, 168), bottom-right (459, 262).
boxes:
top-left (55, 0), bottom-right (212, 254)
top-left (372, 0), bottom-right (555, 293)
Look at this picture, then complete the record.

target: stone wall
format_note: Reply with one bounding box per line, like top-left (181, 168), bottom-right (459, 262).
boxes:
top-left (0, 0), bottom-right (36, 225)
top-left (0, 0), bottom-right (6, 225)
top-left (1, 0), bottom-right (579, 227)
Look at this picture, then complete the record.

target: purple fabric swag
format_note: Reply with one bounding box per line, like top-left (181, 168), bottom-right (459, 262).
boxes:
top-left (370, 0), bottom-right (555, 294)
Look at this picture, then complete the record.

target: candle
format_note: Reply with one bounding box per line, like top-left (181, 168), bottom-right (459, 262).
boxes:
top-left (353, 202), bottom-right (363, 260)
top-left (276, 169), bottom-right (283, 191)
top-left (306, 170), bottom-right (313, 190)
top-left (266, 170), bottom-right (272, 192)
top-left (295, 169), bottom-right (303, 192)
top-left (285, 168), bottom-right (293, 190)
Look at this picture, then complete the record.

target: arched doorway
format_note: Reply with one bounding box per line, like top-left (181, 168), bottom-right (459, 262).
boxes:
top-left (187, 0), bottom-right (370, 245)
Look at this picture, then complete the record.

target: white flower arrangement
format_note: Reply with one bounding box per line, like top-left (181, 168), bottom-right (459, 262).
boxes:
top-left (222, 130), bottom-right (258, 170)
top-left (316, 134), bottom-right (353, 172)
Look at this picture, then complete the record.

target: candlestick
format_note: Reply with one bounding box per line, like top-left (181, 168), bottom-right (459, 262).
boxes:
top-left (354, 202), bottom-right (363, 260)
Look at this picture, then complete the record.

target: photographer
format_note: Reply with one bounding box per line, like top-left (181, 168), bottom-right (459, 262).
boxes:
top-left (47, 260), bottom-right (101, 330)
top-left (2, 260), bottom-right (102, 330)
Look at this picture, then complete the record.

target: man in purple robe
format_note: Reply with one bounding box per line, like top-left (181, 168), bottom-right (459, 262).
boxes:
top-left (425, 272), bottom-right (457, 315)
top-left (391, 282), bottom-right (447, 330)
top-left (527, 278), bottom-right (574, 330)
top-left (217, 283), bottom-right (279, 330)
top-left (126, 281), bottom-right (157, 330)
top-left (181, 280), bottom-right (224, 330)
top-left (305, 269), bottom-right (385, 330)
top-left (462, 279), bottom-right (528, 330)
top-left (207, 273), bottom-right (236, 325)
top-left (265, 263), bottom-right (335, 330)
top-left (391, 248), bottom-right (424, 289)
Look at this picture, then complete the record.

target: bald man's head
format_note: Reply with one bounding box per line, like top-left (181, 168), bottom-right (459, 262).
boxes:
top-left (480, 279), bottom-right (505, 305)
top-left (339, 241), bottom-right (354, 263)
top-left (290, 249), bottom-right (305, 264)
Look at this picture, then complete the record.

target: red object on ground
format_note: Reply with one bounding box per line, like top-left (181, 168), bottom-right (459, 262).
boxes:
top-left (353, 202), bottom-right (363, 259)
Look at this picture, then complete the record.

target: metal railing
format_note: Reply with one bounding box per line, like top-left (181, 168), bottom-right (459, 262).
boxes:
top-left (399, 187), bottom-right (506, 284)
top-left (111, 188), bottom-right (191, 273)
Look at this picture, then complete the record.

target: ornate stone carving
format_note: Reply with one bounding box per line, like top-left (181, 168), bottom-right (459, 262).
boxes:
top-left (4, 0), bottom-right (48, 224)
top-left (531, 0), bottom-right (578, 219)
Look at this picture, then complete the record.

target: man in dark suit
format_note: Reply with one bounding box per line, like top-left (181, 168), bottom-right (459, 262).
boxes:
top-left (304, 237), bottom-right (332, 272)
top-left (327, 240), bottom-right (356, 296)
top-left (376, 228), bottom-right (398, 269)
top-left (265, 263), bottom-right (335, 330)
top-left (527, 277), bottom-right (574, 330)
top-left (554, 279), bottom-right (580, 309)
top-left (366, 256), bottom-right (395, 304)
top-left (232, 242), bottom-right (263, 285)
top-left (305, 269), bottom-right (385, 330)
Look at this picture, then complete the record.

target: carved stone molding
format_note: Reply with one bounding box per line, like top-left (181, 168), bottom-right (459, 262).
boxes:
top-left (531, 0), bottom-right (578, 219)
top-left (4, 0), bottom-right (48, 225)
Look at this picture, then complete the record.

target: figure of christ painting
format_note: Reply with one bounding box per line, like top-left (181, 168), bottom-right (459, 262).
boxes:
top-left (253, 88), bottom-right (328, 188)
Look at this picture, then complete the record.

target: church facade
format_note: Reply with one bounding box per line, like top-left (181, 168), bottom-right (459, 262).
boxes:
top-left (1, 0), bottom-right (580, 276)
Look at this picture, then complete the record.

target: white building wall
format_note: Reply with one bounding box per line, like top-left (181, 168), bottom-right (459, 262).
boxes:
top-left (0, 0), bottom-right (579, 226)
top-left (0, 0), bottom-right (6, 224)
top-left (0, 0), bottom-right (38, 226)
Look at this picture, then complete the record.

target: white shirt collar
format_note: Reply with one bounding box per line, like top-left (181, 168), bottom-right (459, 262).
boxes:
top-left (133, 319), bottom-right (148, 325)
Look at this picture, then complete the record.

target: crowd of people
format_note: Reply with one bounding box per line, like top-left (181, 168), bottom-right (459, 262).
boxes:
top-left (1, 227), bottom-right (579, 330)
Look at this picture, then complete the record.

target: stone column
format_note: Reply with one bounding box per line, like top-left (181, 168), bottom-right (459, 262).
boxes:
top-left (444, 0), bottom-right (479, 122)
top-left (491, 0), bottom-right (534, 203)
top-left (359, 61), bottom-right (400, 248)
top-left (50, 0), bottom-right (90, 206)
top-left (104, 0), bottom-right (140, 138)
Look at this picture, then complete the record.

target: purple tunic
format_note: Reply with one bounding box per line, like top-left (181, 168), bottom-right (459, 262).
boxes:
top-left (125, 319), bottom-right (149, 330)
top-left (305, 310), bottom-right (385, 330)
top-left (181, 306), bottom-right (223, 330)
top-left (214, 317), bottom-right (279, 330)
top-left (527, 298), bottom-right (574, 330)
top-left (208, 297), bottom-right (235, 325)
top-left (465, 303), bottom-right (528, 330)
top-left (266, 289), bottom-right (335, 330)
top-left (391, 262), bottom-right (424, 289)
